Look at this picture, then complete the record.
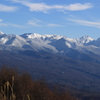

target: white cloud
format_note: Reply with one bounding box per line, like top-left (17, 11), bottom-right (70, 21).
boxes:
top-left (0, 23), bottom-right (8, 26)
top-left (47, 23), bottom-right (63, 27)
top-left (22, 2), bottom-right (93, 13)
top-left (28, 18), bottom-right (43, 26)
top-left (8, 0), bottom-right (93, 13)
top-left (62, 3), bottom-right (92, 11)
top-left (9, 23), bottom-right (25, 28)
top-left (28, 18), bottom-right (63, 27)
top-left (0, 19), bottom-right (3, 22)
top-left (0, 23), bottom-right (25, 27)
top-left (67, 18), bottom-right (100, 28)
top-left (0, 21), bottom-right (25, 28)
top-left (0, 4), bottom-right (18, 12)
top-left (0, 19), bottom-right (8, 26)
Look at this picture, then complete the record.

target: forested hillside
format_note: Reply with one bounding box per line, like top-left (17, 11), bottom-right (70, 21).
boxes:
top-left (0, 66), bottom-right (77, 100)
top-left (0, 50), bottom-right (100, 91)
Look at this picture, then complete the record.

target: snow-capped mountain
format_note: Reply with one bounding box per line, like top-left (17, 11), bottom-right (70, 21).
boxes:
top-left (20, 32), bottom-right (100, 56)
top-left (1, 31), bottom-right (100, 56)
top-left (1, 31), bottom-right (100, 92)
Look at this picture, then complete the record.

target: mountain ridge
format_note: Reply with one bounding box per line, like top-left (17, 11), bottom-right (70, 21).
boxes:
top-left (0, 31), bottom-right (96, 50)
top-left (1, 31), bottom-right (100, 91)
top-left (0, 31), bottom-right (100, 63)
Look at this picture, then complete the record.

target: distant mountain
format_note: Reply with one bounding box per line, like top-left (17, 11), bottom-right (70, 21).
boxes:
top-left (1, 31), bottom-right (100, 91)
top-left (0, 31), bottom-right (100, 63)
top-left (0, 31), bottom-right (96, 52)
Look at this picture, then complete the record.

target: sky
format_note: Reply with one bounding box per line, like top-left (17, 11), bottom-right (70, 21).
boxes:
top-left (0, 0), bottom-right (100, 39)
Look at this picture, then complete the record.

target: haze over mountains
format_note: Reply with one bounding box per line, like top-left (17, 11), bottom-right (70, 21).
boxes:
top-left (1, 31), bottom-right (100, 91)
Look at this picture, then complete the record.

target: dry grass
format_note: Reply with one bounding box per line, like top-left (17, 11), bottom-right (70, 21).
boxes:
top-left (0, 66), bottom-right (77, 100)
top-left (0, 76), bottom-right (15, 100)
top-left (0, 76), bottom-right (31, 100)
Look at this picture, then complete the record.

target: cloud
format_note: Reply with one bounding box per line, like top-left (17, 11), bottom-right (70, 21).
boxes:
top-left (0, 4), bottom-right (18, 12)
top-left (0, 20), bottom-right (25, 27)
top-left (0, 19), bottom-right (8, 26)
top-left (28, 18), bottom-right (63, 27)
top-left (0, 23), bottom-right (8, 26)
top-left (28, 18), bottom-right (43, 26)
top-left (0, 23), bottom-right (25, 27)
top-left (63, 3), bottom-right (92, 11)
top-left (9, 23), bottom-right (25, 28)
top-left (0, 19), bottom-right (3, 22)
top-left (67, 18), bottom-right (100, 28)
top-left (47, 23), bottom-right (63, 27)
top-left (8, 0), bottom-right (93, 13)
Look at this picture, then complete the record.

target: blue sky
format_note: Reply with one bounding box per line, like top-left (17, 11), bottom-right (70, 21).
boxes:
top-left (0, 0), bottom-right (100, 39)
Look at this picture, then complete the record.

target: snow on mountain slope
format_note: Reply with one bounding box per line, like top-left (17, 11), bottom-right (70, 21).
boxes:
top-left (0, 31), bottom-right (8, 43)
top-left (5, 34), bottom-right (30, 47)
top-left (0, 32), bottom-right (100, 55)
top-left (20, 33), bottom-right (64, 41)
top-left (20, 33), bottom-right (100, 55)
top-left (77, 36), bottom-right (94, 44)
top-left (20, 33), bottom-right (42, 39)
top-left (20, 33), bottom-right (94, 47)
top-left (0, 34), bottom-right (32, 50)
top-left (0, 31), bottom-right (5, 35)
top-left (20, 33), bottom-right (58, 52)
top-left (87, 37), bottom-right (100, 48)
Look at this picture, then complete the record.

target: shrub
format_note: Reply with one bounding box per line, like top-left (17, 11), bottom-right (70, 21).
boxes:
top-left (0, 66), bottom-right (77, 100)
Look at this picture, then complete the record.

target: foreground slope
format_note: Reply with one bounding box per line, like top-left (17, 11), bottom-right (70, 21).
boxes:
top-left (0, 31), bottom-right (100, 91)
top-left (0, 50), bottom-right (100, 91)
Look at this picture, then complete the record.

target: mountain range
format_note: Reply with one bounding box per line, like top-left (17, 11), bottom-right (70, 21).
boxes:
top-left (0, 31), bottom-right (99, 55)
top-left (0, 31), bottom-right (100, 63)
top-left (1, 31), bottom-right (100, 91)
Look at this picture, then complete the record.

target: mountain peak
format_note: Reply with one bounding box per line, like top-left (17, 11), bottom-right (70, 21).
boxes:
top-left (80, 35), bottom-right (93, 39)
top-left (79, 35), bottom-right (94, 44)
top-left (0, 31), bottom-right (5, 35)
top-left (21, 33), bottom-right (64, 40)
top-left (96, 37), bottom-right (100, 41)
top-left (0, 32), bottom-right (100, 56)
top-left (21, 33), bottom-right (42, 39)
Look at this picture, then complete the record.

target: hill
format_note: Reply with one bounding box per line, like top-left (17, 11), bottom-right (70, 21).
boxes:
top-left (0, 50), bottom-right (100, 92)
